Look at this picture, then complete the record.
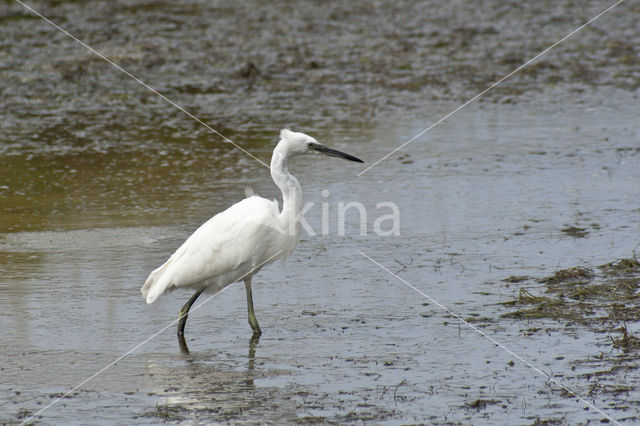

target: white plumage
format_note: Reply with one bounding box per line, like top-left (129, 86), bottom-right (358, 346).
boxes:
top-left (141, 195), bottom-right (288, 304)
top-left (140, 128), bottom-right (363, 346)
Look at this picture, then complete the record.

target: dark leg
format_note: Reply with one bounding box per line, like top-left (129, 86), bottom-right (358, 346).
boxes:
top-left (244, 277), bottom-right (262, 337)
top-left (245, 334), bottom-right (260, 385)
top-left (178, 288), bottom-right (205, 339)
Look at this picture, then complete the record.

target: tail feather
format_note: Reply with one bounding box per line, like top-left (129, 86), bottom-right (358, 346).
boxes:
top-left (141, 258), bottom-right (173, 304)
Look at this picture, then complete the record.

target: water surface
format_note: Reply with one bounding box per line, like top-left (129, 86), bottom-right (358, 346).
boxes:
top-left (1, 0), bottom-right (639, 424)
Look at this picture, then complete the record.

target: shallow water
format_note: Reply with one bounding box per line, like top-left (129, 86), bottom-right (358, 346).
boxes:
top-left (1, 0), bottom-right (640, 424)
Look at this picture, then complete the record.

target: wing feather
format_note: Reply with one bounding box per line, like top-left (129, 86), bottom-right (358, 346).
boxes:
top-left (141, 196), bottom-right (283, 303)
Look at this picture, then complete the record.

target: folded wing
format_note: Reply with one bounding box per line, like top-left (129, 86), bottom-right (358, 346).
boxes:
top-left (141, 196), bottom-right (283, 303)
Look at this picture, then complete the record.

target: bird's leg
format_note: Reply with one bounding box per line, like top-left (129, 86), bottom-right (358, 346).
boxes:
top-left (246, 335), bottom-right (260, 384)
top-left (244, 277), bottom-right (262, 337)
top-left (178, 288), bottom-right (205, 339)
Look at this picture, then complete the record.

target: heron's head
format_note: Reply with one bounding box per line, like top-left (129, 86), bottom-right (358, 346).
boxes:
top-left (278, 128), bottom-right (364, 163)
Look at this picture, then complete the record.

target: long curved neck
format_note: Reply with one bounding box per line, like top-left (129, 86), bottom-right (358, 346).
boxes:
top-left (271, 144), bottom-right (302, 235)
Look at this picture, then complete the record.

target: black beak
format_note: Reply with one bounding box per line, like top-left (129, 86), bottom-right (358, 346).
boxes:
top-left (311, 144), bottom-right (364, 163)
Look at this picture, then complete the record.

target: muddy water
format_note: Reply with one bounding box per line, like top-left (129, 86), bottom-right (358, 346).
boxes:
top-left (2, 0), bottom-right (640, 424)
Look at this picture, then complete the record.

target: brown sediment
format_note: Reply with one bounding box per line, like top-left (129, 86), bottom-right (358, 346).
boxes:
top-left (503, 259), bottom-right (640, 324)
top-left (538, 266), bottom-right (594, 284)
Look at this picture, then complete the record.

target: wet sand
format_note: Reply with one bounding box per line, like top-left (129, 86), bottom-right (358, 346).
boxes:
top-left (1, 0), bottom-right (640, 424)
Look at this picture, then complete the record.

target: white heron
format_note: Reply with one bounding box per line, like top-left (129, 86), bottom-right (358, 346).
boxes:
top-left (141, 129), bottom-right (363, 346)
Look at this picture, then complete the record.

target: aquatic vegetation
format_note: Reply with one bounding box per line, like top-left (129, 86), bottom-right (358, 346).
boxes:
top-left (501, 257), bottom-right (640, 408)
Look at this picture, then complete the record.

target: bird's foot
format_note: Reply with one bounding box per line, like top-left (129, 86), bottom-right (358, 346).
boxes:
top-left (178, 335), bottom-right (190, 354)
